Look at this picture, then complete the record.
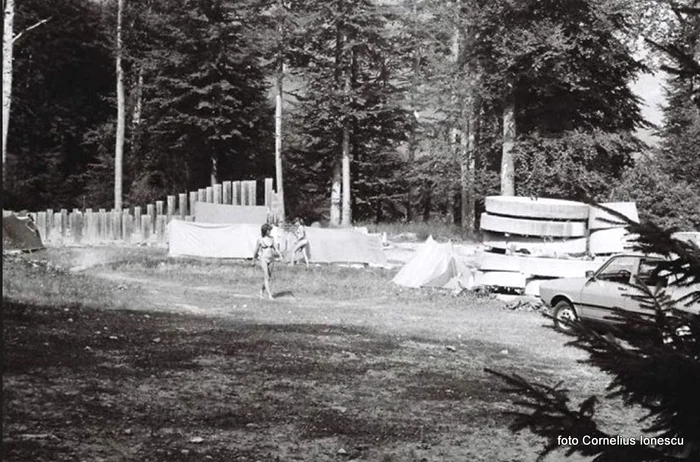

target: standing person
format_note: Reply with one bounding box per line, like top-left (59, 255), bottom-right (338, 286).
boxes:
top-left (270, 221), bottom-right (286, 255)
top-left (252, 223), bottom-right (281, 299)
top-left (290, 218), bottom-right (310, 267)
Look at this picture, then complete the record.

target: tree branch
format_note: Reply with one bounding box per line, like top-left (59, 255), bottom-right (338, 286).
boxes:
top-left (644, 37), bottom-right (700, 75)
top-left (12, 17), bottom-right (52, 44)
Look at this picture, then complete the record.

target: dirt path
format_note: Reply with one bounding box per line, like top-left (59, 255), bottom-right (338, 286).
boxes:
top-left (87, 264), bottom-right (587, 371)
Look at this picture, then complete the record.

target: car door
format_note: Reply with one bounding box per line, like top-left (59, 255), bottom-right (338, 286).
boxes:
top-left (624, 258), bottom-right (667, 317)
top-left (579, 256), bottom-right (640, 322)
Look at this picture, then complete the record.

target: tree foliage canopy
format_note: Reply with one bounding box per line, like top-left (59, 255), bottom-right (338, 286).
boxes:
top-left (2, 0), bottom-right (698, 228)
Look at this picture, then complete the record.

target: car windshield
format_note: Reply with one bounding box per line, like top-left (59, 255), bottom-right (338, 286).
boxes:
top-left (596, 256), bottom-right (638, 284)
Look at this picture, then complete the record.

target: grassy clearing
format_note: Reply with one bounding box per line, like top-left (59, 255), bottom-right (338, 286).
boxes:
top-left (3, 297), bottom-right (555, 462)
top-left (3, 248), bottom-right (645, 461)
top-left (2, 252), bottom-right (146, 311)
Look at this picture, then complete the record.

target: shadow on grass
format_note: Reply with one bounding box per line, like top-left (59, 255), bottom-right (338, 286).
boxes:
top-left (4, 297), bottom-right (525, 461)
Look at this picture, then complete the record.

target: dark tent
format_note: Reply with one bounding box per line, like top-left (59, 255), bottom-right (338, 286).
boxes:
top-left (3, 214), bottom-right (44, 251)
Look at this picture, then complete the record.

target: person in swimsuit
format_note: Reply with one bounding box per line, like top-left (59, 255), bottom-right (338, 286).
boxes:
top-left (252, 223), bottom-right (281, 299)
top-left (290, 218), bottom-right (310, 267)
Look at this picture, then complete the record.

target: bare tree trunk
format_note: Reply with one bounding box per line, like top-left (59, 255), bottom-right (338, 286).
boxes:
top-left (406, 127), bottom-right (416, 222)
top-left (331, 1), bottom-right (343, 226)
top-left (459, 107), bottom-right (470, 229)
top-left (340, 57), bottom-right (352, 227)
top-left (405, 0), bottom-right (421, 222)
top-left (501, 94), bottom-right (516, 196)
top-left (330, 159), bottom-right (342, 226)
top-left (452, 0), bottom-right (477, 228)
top-left (132, 68), bottom-right (143, 127)
top-left (694, 35), bottom-right (700, 109)
top-left (210, 156), bottom-right (218, 186)
top-left (275, 52), bottom-right (285, 222)
top-left (422, 181), bottom-right (431, 222)
top-left (274, 0), bottom-right (286, 222)
top-left (461, 97), bottom-right (478, 230)
top-left (114, 0), bottom-right (126, 210)
top-left (2, 0), bottom-right (15, 178)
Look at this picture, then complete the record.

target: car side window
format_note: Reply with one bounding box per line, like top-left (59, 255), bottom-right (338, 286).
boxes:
top-left (596, 256), bottom-right (638, 284)
top-left (638, 259), bottom-right (668, 288)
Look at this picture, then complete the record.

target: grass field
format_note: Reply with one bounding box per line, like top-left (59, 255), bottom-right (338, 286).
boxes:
top-left (2, 247), bottom-right (645, 462)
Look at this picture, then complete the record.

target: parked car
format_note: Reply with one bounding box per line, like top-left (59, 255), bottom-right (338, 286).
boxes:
top-left (539, 254), bottom-right (699, 333)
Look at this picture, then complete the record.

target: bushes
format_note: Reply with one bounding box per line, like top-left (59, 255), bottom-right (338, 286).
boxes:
top-left (513, 130), bottom-right (639, 203)
top-left (611, 157), bottom-right (700, 230)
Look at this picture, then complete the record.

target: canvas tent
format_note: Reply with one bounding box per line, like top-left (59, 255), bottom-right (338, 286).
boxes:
top-left (392, 237), bottom-right (476, 289)
top-left (3, 215), bottom-right (44, 251)
top-left (168, 220), bottom-right (388, 266)
top-left (301, 227), bottom-right (388, 266)
top-left (169, 221), bottom-right (260, 259)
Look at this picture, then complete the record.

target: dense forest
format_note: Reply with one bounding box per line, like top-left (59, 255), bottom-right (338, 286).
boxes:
top-left (2, 0), bottom-right (699, 229)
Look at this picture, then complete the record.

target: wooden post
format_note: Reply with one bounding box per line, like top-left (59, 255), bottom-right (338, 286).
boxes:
top-left (232, 181), bottom-right (241, 205)
top-left (248, 180), bottom-right (257, 206)
top-left (71, 211), bottom-right (83, 244)
top-left (60, 209), bottom-right (68, 240)
top-left (206, 186), bottom-right (213, 203)
top-left (53, 212), bottom-right (63, 245)
top-left (146, 203), bottom-right (155, 234)
top-left (134, 206), bottom-right (142, 236)
top-left (122, 210), bottom-right (132, 243)
top-left (264, 178), bottom-right (273, 208)
top-left (178, 193), bottom-right (187, 219)
top-left (156, 200), bottom-right (164, 217)
top-left (166, 196), bottom-right (176, 223)
top-left (36, 211), bottom-right (47, 242)
top-left (198, 188), bottom-right (206, 203)
top-left (213, 184), bottom-right (222, 204)
top-left (45, 212), bottom-right (53, 245)
top-left (241, 182), bottom-right (248, 206)
top-left (112, 209), bottom-right (123, 240)
top-left (84, 209), bottom-right (95, 243)
top-left (223, 181), bottom-right (232, 204)
top-left (105, 209), bottom-right (112, 241)
top-left (67, 211), bottom-right (74, 244)
top-left (44, 209), bottom-right (54, 243)
top-left (68, 210), bottom-right (76, 244)
top-left (94, 209), bottom-right (101, 243)
top-left (141, 216), bottom-right (151, 242)
top-left (98, 209), bottom-right (107, 242)
top-left (187, 191), bottom-right (197, 215)
top-left (189, 191), bottom-right (197, 220)
top-left (155, 215), bottom-right (166, 243)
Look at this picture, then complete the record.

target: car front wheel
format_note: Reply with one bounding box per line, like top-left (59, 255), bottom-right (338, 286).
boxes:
top-left (553, 300), bottom-right (578, 334)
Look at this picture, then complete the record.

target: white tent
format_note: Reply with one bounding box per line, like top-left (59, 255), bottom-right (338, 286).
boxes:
top-left (169, 221), bottom-right (259, 259)
top-left (168, 220), bottom-right (389, 266)
top-left (392, 237), bottom-right (476, 289)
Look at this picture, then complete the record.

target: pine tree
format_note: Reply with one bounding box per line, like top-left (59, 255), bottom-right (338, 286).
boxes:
top-left (4, 0), bottom-right (113, 210)
top-left (610, 4), bottom-right (700, 230)
top-left (285, 0), bottom-right (410, 224)
top-left (464, 0), bottom-right (646, 200)
top-left (125, 0), bottom-right (272, 201)
top-left (487, 209), bottom-right (700, 461)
